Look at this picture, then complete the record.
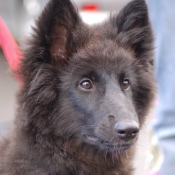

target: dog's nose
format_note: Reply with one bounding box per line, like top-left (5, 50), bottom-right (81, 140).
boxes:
top-left (114, 121), bottom-right (139, 140)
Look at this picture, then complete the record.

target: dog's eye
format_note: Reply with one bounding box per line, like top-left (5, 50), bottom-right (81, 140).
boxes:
top-left (80, 79), bottom-right (93, 90)
top-left (122, 79), bottom-right (130, 90)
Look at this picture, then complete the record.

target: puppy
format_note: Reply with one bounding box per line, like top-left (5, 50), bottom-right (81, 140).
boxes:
top-left (0, 0), bottom-right (155, 174)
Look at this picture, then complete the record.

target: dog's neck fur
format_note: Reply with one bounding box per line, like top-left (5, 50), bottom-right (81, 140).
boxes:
top-left (15, 127), bottom-right (134, 175)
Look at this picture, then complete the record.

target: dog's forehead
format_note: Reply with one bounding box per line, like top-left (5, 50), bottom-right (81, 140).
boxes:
top-left (68, 23), bottom-right (136, 76)
top-left (73, 38), bottom-right (133, 66)
top-left (78, 24), bottom-right (133, 61)
top-left (69, 40), bottom-right (135, 79)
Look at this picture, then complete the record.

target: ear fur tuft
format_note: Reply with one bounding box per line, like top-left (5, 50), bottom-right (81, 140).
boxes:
top-left (33, 0), bottom-right (80, 62)
top-left (111, 0), bottom-right (153, 59)
top-left (115, 0), bottom-right (148, 32)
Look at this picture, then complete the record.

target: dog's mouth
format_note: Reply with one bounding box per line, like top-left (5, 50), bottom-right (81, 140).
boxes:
top-left (84, 134), bottom-right (134, 152)
top-left (85, 134), bottom-right (99, 142)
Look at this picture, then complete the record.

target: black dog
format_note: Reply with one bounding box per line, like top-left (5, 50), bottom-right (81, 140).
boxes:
top-left (0, 0), bottom-right (155, 174)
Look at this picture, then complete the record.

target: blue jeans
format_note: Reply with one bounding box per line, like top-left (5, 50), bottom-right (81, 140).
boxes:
top-left (146, 1), bottom-right (175, 175)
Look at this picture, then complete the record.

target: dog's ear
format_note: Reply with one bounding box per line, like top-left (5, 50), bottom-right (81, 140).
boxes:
top-left (111, 0), bottom-right (153, 59)
top-left (31, 0), bottom-right (80, 63)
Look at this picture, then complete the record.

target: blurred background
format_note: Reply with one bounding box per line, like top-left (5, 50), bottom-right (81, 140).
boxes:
top-left (0, 0), bottom-right (131, 39)
top-left (0, 0), bottom-right (161, 175)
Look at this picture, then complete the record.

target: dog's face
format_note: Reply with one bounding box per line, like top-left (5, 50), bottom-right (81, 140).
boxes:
top-left (20, 0), bottom-right (154, 156)
top-left (58, 44), bottom-right (138, 153)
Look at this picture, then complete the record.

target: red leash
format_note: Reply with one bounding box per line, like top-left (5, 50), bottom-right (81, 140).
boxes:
top-left (0, 17), bottom-right (21, 73)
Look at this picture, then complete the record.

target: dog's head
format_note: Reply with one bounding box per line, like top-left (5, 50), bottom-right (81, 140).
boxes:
top-left (19, 0), bottom-right (155, 158)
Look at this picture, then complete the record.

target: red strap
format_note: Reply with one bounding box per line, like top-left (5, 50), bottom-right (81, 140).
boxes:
top-left (0, 17), bottom-right (21, 72)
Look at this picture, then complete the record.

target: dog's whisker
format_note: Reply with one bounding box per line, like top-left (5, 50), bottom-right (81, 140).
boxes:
top-left (112, 152), bottom-right (115, 164)
top-left (125, 150), bottom-right (129, 159)
top-left (105, 149), bottom-right (108, 163)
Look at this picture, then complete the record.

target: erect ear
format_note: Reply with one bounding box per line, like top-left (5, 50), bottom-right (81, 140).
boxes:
top-left (33, 0), bottom-right (80, 63)
top-left (111, 0), bottom-right (153, 59)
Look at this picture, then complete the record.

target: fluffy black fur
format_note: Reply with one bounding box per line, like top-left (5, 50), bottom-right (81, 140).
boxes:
top-left (0, 0), bottom-right (155, 174)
